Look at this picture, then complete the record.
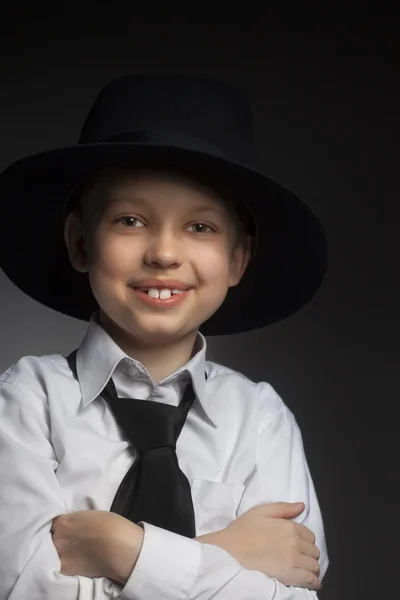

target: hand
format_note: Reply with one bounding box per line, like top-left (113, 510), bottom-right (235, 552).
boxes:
top-left (51, 510), bottom-right (144, 583)
top-left (196, 502), bottom-right (321, 591)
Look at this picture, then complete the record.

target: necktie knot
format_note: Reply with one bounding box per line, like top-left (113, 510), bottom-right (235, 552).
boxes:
top-left (101, 386), bottom-right (188, 452)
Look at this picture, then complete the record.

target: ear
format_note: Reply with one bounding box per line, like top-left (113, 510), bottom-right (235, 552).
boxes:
top-left (63, 211), bottom-right (90, 273)
top-left (228, 235), bottom-right (252, 287)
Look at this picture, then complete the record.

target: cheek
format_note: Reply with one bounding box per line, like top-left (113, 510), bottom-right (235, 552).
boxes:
top-left (89, 237), bottom-right (136, 277)
top-left (193, 245), bottom-right (231, 280)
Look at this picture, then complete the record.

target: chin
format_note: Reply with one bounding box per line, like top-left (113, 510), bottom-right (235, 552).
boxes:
top-left (105, 310), bottom-right (189, 337)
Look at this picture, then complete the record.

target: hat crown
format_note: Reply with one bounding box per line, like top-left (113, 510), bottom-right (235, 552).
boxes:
top-left (79, 74), bottom-right (256, 165)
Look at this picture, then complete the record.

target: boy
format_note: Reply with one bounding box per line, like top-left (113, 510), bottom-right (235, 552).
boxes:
top-left (0, 74), bottom-right (329, 599)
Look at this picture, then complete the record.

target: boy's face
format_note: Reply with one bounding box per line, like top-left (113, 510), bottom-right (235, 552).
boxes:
top-left (65, 168), bottom-right (251, 348)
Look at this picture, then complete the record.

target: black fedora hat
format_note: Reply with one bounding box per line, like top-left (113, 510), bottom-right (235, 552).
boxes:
top-left (0, 74), bottom-right (328, 336)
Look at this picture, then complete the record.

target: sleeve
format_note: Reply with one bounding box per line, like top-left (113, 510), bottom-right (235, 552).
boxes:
top-left (0, 376), bottom-right (122, 600)
top-left (114, 382), bottom-right (329, 600)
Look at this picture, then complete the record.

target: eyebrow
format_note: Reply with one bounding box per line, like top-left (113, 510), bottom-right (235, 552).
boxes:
top-left (112, 196), bottom-right (226, 216)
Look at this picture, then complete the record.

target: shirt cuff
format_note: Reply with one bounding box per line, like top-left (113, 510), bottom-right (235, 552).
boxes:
top-left (119, 521), bottom-right (202, 600)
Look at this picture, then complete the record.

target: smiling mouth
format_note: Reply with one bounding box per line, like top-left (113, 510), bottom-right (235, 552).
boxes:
top-left (132, 287), bottom-right (188, 297)
top-left (129, 287), bottom-right (192, 304)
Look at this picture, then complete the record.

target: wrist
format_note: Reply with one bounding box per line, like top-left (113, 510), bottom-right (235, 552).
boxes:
top-left (111, 521), bottom-right (145, 585)
top-left (195, 530), bottom-right (223, 545)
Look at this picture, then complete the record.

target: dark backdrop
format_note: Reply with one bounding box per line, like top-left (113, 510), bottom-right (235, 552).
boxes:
top-left (0, 14), bottom-right (398, 599)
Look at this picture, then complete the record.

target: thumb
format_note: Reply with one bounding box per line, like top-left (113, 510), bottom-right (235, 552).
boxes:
top-left (261, 502), bottom-right (305, 518)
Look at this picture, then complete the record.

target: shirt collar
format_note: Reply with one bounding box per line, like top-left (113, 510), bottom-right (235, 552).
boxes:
top-left (76, 312), bottom-right (216, 427)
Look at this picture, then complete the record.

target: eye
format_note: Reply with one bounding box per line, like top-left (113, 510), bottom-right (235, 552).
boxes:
top-left (117, 216), bottom-right (144, 228)
top-left (188, 222), bottom-right (215, 234)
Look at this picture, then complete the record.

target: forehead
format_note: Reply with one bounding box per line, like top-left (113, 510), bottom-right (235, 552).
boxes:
top-left (98, 166), bottom-right (229, 209)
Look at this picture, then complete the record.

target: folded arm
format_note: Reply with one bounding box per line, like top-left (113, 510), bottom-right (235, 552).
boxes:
top-left (0, 374), bottom-right (122, 600)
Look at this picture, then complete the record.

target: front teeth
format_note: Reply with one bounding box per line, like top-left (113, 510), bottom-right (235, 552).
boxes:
top-left (143, 288), bottom-right (185, 299)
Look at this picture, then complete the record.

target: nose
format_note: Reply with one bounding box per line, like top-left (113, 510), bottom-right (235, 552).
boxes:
top-left (143, 229), bottom-right (184, 269)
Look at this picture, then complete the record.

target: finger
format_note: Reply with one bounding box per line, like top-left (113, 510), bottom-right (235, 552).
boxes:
top-left (295, 552), bottom-right (320, 578)
top-left (51, 517), bottom-right (63, 534)
top-left (295, 523), bottom-right (316, 544)
top-left (299, 538), bottom-right (320, 561)
top-left (292, 567), bottom-right (321, 592)
top-left (258, 502), bottom-right (305, 518)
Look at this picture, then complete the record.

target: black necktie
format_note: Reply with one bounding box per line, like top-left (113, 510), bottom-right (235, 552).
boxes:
top-left (67, 350), bottom-right (206, 538)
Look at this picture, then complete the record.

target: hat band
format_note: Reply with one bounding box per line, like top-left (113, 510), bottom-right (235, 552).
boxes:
top-left (99, 129), bottom-right (228, 159)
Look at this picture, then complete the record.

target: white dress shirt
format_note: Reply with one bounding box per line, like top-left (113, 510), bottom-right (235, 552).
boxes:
top-left (0, 312), bottom-right (328, 600)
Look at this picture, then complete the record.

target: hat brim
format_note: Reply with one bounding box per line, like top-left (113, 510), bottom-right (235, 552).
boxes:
top-left (0, 142), bottom-right (328, 335)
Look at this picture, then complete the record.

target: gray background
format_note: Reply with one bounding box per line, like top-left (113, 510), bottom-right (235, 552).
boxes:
top-left (1, 15), bottom-right (398, 599)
